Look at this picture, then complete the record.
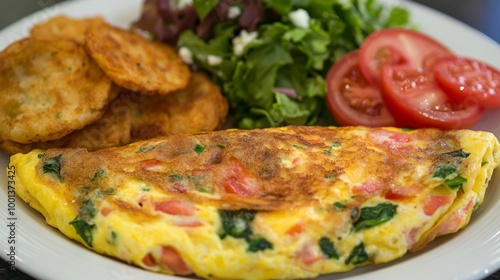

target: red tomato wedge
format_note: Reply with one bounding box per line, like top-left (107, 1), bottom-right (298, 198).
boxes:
top-left (359, 28), bottom-right (451, 85)
top-left (380, 64), bottom-right (484, 129)
top-left (325, 50), bottom-right (396, 127)
top-left (433, 56), bottom-right (500, 108)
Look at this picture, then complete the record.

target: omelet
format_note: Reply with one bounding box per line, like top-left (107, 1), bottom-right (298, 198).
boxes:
top-left (9, 126), bottom-right (500, 279)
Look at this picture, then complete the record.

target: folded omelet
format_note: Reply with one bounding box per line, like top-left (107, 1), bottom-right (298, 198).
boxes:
top-left (9, 126), bottom-right (500, 279)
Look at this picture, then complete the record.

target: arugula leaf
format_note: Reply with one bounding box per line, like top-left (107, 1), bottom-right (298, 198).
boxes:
top-left (238, 108), bottom-right (278, 128)
top-left (173, 0), bottom-right (411, 130)
top-left (238, 44), bottom-right (294, 108)
top-left (352, 203), bottom-right (397, 232)
top-left (283, 28), bottom-right (309, 42)
top-left (192, 0), bottom-right (218, 19)
top-left (293, 0), bottom-right (337, 19)
top-left (291, 20), bottom-right (331, 70)
top-left (262, 0), bottom-right (293, 15)
top-left (274, 93), bottom-right (319, 125)
top-left (276, 66), bottom-right (325, 99)
top-left (385, 7), bottom-right (410, 26)
top-left (178, 30), bottom-right (235, 81)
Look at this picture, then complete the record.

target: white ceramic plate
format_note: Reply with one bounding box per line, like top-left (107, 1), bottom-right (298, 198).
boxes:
top-left (1, 0), bottom-right (500, 279)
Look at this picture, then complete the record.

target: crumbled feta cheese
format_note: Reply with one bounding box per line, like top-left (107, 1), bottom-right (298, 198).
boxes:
top-left (207, 55), bottom-right (223, 66)
top-left (227, 6), bottom-right (242, 19)
top-left (172, 0), bottom-right (193, 10)
top-left (232, 30), bottom-right (258, 56)
top-left (289, 9), bottom-right (310, 29)
top-left (133, 28), bottom-right (154, 40)
top-left (178, 47), bottom-right (193, 64)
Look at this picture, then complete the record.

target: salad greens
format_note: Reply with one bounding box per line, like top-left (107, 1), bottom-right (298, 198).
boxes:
top-left (134, 0), bottom-right (410, 129)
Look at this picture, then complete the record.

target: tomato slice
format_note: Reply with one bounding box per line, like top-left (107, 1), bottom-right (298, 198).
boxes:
top-left (285, 222), bottom-right (305, 236)
top-left (159, 246), bottom-right (192, 275)
top-left (325, 50), bottom-right (396, 127)
top-left (380, 64), bottom-right (484, 129)
top-left (423, 195), bottom-right (453, 216)
top-left (433, 56), bottom-right (500, 108)
top-left (223, 156), bottom-right (257, 197)
top-left (359, 28), bottom-right (451, 85)
top-left (154, 200), bottom-right (196, 216)
top-left (142, 253), bottom-right (156, 267)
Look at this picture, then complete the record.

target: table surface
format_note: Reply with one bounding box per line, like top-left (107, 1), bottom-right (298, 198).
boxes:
top-left (1, 0), bottom-right (499, 279)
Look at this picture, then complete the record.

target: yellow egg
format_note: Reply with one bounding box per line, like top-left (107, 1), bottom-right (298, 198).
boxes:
top-left (9, 126), bottom-right (500, 279)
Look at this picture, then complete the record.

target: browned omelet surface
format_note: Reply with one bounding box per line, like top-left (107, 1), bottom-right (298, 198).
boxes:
top-left (10, 126), bottom-right (500, 279)
top-left (32, 126), bottom-right (499, 211)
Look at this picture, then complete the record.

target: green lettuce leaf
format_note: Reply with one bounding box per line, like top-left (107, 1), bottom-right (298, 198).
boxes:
top-left (193, 0), bottom-right (218, 19)
top-left (176, 0), bottom-right (411, 129)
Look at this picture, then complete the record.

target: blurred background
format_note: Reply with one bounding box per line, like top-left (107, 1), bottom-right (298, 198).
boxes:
top-left (0, 0), bottom-right (67, 29)
top-left (416, 0), bottom-right (499, 43)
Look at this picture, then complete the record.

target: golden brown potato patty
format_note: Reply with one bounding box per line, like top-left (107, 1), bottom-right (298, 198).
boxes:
top-left (0, 38), bottom-right (115, 143)
top-left (84, 22), bottom-right (191, 95)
